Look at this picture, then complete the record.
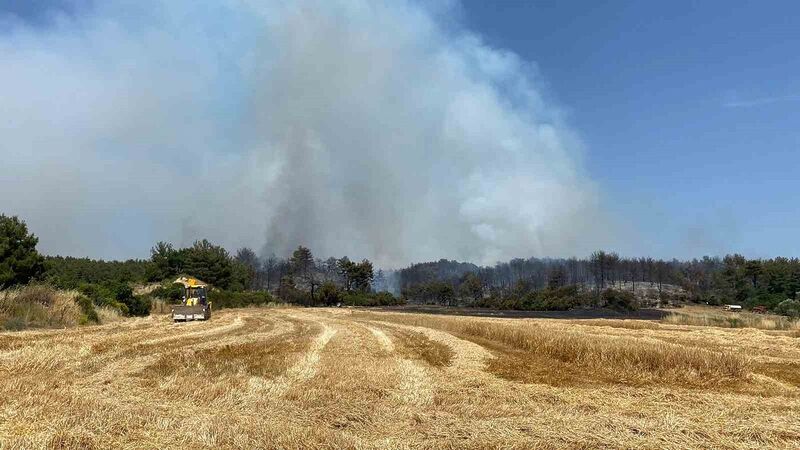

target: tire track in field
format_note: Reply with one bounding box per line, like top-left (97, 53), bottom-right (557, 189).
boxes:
top-left (370, 319), bottom-right (494, 372)
top-left (68, 315), bottom-right (242, 378)
top-left (360, 321), bottom-right (435, 407)
top-left (250, 316), bottom-right (336, 396)
top-left (367, 317), bottom-right (504, 405)
top-left (0, 316), bottom-right (188, 376)
top-left (78, 312), bottom-right (255, 383)
top-left (68, 311), bottom-right (296, 414)
top-left (367, 325), bottom-right (394, 352)
top-left (192, 314), bottom-right (294, 350)
top-left (131, 314), bottom-right (245, 348)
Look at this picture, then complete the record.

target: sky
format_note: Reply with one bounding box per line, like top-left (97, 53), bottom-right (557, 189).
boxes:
top-left (0, 1), bottom-right (798, 264)
top-left (459, 1), bottom-right (800, 259)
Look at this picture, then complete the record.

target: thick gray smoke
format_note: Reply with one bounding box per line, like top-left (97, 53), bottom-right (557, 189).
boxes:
top-left (0, 0), bottom-right (613, 266)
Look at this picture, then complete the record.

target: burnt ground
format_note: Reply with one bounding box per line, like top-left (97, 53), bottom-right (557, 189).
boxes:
top-left (373, 305), bottom-right (670, 320)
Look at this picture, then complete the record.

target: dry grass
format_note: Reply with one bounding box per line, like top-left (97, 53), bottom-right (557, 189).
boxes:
top-left (149, 298), bottom-right (172, 315)
top-left (0, 285), bottom-right (82, 330)
top-left (358, 312), bottom-right (748, 385)
top-left (574, 318), bottom-right (661, 330)
top-left (96, 305), bottom-right (124, 324)
top-left (0, 307), bottom-right (798, 448)
top-left (664, 305), bottom-right (799, 330)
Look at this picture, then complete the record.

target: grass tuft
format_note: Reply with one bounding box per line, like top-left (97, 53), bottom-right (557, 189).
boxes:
top-left (664, 306), bottom-right (798, 330)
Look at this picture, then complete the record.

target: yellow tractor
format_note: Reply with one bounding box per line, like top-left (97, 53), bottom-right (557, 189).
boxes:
top-left (171, 276), bottom-right (212, 322)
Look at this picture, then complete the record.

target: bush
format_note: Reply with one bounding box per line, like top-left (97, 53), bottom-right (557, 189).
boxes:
top-left (209, 290), bottom-right (275, 309)
top-left (745, 291), bottom-right (787, 310)
top-left (150, 283), bottom-right (183, 301)
top-left (528, 285), bottom-right (586, 311)
top-left (76, 295), bottom-right (99, 324)
top-left (602, 288), bottom-right (638, 311)
top-left (775, 299), bottom-right (800, 318)
top-left (13, 284), bottom-right (58, 307)
top-left (122, 295), bottom-right (151, 317)
top-left (474, 285), bottom-right (591, 311)
top-left (78, 283), bottom-right (128, 315)
top-left (3, 317), bottom-right (26, 331)
top-left (76, 281), bottom-right (150, 316)
top-left (0, 285), bottom-right (82, 330)
top-left (319, 282), bottom-right (341, 306)
top-left (275, 276), bottom-right (313, 306)
top-left (341, 291), bottom-right (403, 307)
top-left (96, 306), bottom-right (124, 324)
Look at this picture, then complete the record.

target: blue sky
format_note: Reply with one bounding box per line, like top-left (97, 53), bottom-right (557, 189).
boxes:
top-left (460, 1), bottom-right (800, 258)
top-left (1, 1), bottom-right (798, 262)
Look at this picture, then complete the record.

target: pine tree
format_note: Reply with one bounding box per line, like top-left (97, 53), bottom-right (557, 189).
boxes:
top-left (0, 214), bottom-right (45, 289)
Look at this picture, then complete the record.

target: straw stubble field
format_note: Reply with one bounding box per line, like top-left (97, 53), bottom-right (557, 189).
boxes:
top-left (0, 308), bottom-right (799, 448)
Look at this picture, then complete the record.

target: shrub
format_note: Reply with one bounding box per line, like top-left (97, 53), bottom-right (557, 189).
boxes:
top-left (78, 284), bottom-right (127, 315)
top-left (775, 299), bottom-right (800, 318)
top-left (76, 282), bottom-right (151, 316)
top-left (341, 291), bottom-right (403, 307)
top-left (475, 285), bottom-right (591, 311)
top-left (526, 285), bottom-right (587, 311)
top-left (319, 282), bottom-right (341, 306)
top-left (745, 291), bottom-right (787, 310)
top-left (3, 317), bottom-right (27, 331)
top-left (13, 284), bottom-right (58, 307)
top-left (276, 276), bottom-right (312, 305)
top-left (150, 283), bottom-right (183, 301)
top-left (122, 295), bottom-right (151, 317)
top-left (0, 285), bottom-right (82, 329)
top-left (602, 288), bottom-right (638, 311)
top-left (96, 306), bottom-right (124, 324)
top-left (209, 290), bottom-right (275, 309)
top-left (150, 298), bottom-right (171, 315)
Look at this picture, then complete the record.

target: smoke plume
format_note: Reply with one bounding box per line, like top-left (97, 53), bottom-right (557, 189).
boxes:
top-left (0, 0), bottom-right (612, 266)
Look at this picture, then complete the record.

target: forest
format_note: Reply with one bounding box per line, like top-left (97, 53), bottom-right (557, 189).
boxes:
top-left (3, 214), bottom-right (800, 320)
top-left (398, 252), bottom-right (800, 315)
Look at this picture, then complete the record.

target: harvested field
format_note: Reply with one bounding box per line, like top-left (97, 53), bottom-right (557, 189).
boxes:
top-left (1, 308), bottom-right (799, 448)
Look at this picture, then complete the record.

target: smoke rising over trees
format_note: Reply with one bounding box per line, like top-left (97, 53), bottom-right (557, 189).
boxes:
top-left (0, 0), bottom-right (612, 266)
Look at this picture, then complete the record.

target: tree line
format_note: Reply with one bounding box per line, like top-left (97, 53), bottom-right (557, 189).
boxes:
top-left (398, 251), bottom-right (800, 315)
top-left (1, 214), bottom-right (401, 322)
top-left (3, 213), bottom-right (799, 317)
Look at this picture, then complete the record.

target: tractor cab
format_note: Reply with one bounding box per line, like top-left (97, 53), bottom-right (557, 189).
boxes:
top-left (182, 285), bottom-right (208, 306)
top-left (172, 276), bottom-right (212, 321)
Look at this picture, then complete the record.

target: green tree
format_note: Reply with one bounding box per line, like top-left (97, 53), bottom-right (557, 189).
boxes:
top-left (146, 241), bottom-right (184, 281)
top-left (590, 250), bottom-right (608, 292)
top-left (184, 239), bottom-right (234, 289)
top-left (459, 273), bottom-right (483, 303)
top-left (548, 266), bottom-right (567, 289)
top-left (0, 214), bottom-right (45, 289)
top-left (235, 247), bottom-right (259, 290)
top-left (744, 259), bottom-right (763, 289)
top-left (290, 246), bottom-right (317, 300)
top-left (351, 259), bottom-right (374, 293)
top-left (337, 257), bottom-right (356, 292)
top-left (722, 254), bottom-right (749, 303)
